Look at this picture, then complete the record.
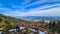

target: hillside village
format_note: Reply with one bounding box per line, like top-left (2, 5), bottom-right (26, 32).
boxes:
top-left (0, 14), bottom-right (60, 34)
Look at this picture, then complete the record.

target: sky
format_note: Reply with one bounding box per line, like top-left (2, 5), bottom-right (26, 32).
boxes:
top-left (0, 0), bottom-right (60, 17)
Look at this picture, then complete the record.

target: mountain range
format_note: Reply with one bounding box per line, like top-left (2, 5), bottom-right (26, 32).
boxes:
top-left (14, 16), bottom-right (60, 21)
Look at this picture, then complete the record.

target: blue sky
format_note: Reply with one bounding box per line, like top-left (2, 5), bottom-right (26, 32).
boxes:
top-left (0, 0), bottom-right (60, 17)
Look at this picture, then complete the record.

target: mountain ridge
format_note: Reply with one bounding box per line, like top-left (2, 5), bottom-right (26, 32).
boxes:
top-left (15, 16), bottom-right (60, 20)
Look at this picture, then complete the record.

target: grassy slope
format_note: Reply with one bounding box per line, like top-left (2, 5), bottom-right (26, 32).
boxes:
top-left (0, 14), bottom-right (19, 28)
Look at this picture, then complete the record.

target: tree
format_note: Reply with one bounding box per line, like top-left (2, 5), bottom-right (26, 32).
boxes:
top-left (49, 20), bottom-right (52, 29)
top-left (52, 21), bottom-right (56, 33)
top-left (41, 19), bottom-right (45, 23)
top-left (49, 20), bottom-right (57, 34)
top-left (57, 20), bottom-right (60, 34)
top-left (0, 18), bottom-right (2, 22)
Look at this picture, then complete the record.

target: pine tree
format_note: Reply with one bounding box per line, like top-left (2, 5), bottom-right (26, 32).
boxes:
top-left (57, 21), bottom-right (60, 34)
top-left (0, 18), bottom-right (2, 22)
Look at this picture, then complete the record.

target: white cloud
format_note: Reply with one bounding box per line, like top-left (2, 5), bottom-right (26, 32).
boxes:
top-left (21, 7), bottom-right (60, 16)
top-left (0, 4), bottom-right (59, 17)
top-left (0, 8), bottom-right (12, 11)
top-left (25, 0), bottom-right (60, 7)
top-left (3, 6), bottom-right (60, 17)
top-left (5, 7), bottom-right (59, 16)
top-left (26, 3), bottom-right (60, 11)
top-left (0, 0), bottom-right (60, 18)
